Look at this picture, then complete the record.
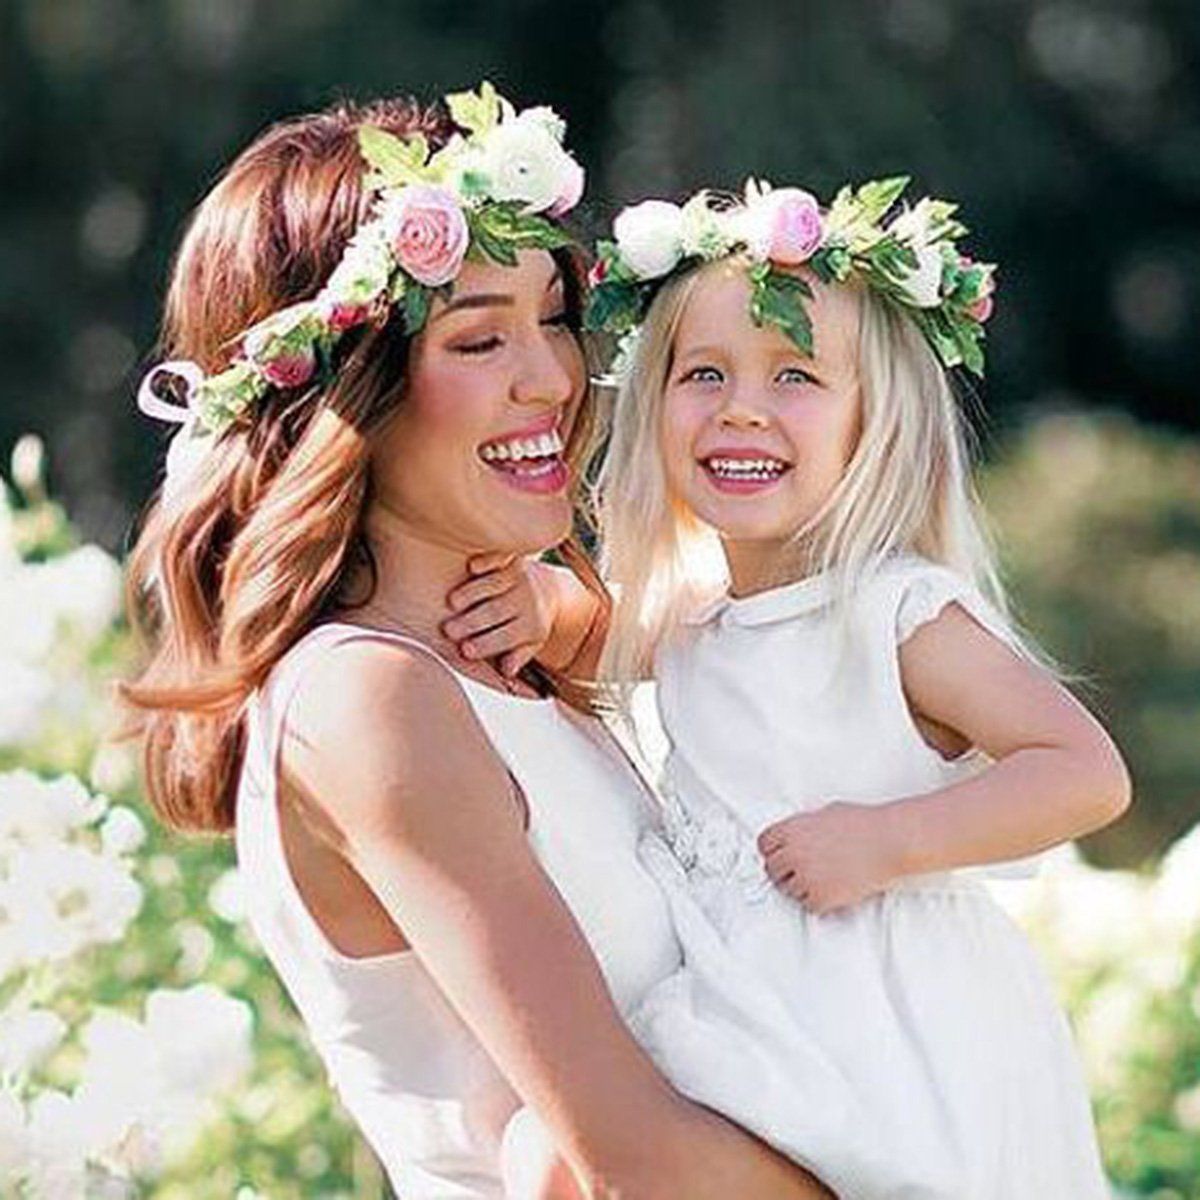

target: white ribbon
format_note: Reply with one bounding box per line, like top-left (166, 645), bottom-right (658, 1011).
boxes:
top-left (136, 360), bottom-right (213, 502)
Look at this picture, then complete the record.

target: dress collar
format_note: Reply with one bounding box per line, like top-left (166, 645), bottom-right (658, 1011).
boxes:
top-left (683, 571), bottom-right (836, 629)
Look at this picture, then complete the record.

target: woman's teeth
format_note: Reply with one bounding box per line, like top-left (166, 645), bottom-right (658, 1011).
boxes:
top-left (479, 429), bottom-right (564, 463)
top-left (705, 456), bottom-right (789, 481)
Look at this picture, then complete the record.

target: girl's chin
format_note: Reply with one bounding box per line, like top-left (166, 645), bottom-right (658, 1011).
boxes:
top-left (686, 497), bottom-right (802, 542)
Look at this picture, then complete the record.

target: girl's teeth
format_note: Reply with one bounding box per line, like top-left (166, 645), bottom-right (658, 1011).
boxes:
top-left (707, 456), bottom-right (788, 480)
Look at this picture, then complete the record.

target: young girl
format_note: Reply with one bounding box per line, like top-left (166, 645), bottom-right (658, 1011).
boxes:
top-left (444, 179), bottom-right (1130, 1196)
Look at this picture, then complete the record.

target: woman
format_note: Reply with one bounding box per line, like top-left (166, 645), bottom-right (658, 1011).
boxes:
top-left (120, 89), bottom-right (832, 1198)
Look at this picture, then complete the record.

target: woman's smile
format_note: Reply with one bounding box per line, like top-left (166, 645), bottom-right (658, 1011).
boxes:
top-left (478, 411), bottom-right (571, 495)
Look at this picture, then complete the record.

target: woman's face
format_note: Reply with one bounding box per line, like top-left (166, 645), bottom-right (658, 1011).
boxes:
top-left (660, 263), bottom-right (862, 559)
top-left (371, 250), bottom-right (586, 557)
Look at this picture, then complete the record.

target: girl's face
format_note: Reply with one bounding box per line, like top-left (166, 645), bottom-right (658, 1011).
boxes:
top-left (370, 249), bottom-right (586, 557)
top-left (661, 263), bottom-right (862, 578)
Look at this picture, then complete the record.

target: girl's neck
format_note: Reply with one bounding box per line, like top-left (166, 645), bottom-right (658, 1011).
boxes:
top-left (722, 535), bottom-right (824, 599)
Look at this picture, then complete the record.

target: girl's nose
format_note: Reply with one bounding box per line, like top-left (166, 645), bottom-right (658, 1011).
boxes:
top-left (716, 387), bottom-right (770, 429)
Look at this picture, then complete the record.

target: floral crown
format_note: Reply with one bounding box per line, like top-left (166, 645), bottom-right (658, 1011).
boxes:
top-left (137, 82), bottom-right (583, 459)
top-left (584, 177), bottom-right (996, 377)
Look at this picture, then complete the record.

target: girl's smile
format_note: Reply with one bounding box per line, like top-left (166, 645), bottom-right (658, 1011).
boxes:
top-left (661, 262), bottom-right (862, 587)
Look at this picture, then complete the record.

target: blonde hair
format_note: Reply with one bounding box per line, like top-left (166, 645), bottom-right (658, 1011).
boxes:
top-left (597, 256), bottom-right (1043, 707)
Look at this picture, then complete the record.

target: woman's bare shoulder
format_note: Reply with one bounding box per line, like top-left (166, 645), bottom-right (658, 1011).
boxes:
top-left (280, 634), bottom-right (512, 838)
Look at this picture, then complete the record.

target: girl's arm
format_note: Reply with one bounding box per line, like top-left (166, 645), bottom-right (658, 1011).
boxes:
top-left (284, 639), bottom-right (827, 1199)
top-left (884, 601), bottom-right (1131, 875)
top-left (761, 603), bottom-right (1131, 912)
top-left (444, 553), bottom-right (607, 680)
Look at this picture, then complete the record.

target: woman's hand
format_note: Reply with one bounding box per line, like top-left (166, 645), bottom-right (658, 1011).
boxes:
top-left (758, 802), bottom-right (902, 914)
top-left (443, 553), bottom-right (608, 679)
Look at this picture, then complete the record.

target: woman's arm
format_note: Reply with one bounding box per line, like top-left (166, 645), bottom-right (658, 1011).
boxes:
top-left (760, 603), bottom-right (1132, 912)
top-left (284, 640), bottom-right (828, 1199)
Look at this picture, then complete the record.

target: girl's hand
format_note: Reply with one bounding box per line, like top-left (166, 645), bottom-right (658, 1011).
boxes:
top-left (443, 553), bottom-right (560, 678)
top-left (757, 802), bottom-right (902, 914)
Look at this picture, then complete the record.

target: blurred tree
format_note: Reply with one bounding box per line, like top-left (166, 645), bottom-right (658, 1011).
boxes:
top-left (2, 0), bottom-right (1196, 544)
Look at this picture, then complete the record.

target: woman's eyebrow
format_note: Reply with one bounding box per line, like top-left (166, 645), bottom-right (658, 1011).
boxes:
top-left (432, 292), bottom-right (515, 322)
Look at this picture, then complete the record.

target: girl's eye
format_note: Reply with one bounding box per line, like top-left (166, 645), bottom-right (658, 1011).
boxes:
top-left (541, 310), bottom-right (573, 332)
top-left (778, 366), bottom-right (817, 385)
top-left (681, 365), bottom-right (724, 384)
top-left (454, 334), bottom-right (503, 356)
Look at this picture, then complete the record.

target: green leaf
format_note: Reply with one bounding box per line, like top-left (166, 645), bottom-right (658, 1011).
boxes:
top-left (750, 270), bottom-right (814, 356)
top-left (403, 285), bottom-right (431, 334)
top-left (446, 80), bottom-right (503, 137)
top-left (583, 282), bottom-right (643, 335)
top-left (467, 210), bottom-right (518, 265)
top-left (854, 176), bottom-right (910, 223)
top-left (357, 127), bottom-right (429, 186)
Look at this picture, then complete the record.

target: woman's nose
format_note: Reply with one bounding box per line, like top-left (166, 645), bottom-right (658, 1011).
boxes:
top-left (512, 328), bottom-right (579, 407)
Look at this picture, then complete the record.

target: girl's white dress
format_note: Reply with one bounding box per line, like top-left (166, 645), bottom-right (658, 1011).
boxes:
top-left (631, 554), bottom-right (1111, 1199)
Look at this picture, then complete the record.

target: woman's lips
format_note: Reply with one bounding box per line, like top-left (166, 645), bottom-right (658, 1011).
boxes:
top-left (484, 454), bottom-right (570, 494)
top-left (478, 423), bottom-right (569, 495)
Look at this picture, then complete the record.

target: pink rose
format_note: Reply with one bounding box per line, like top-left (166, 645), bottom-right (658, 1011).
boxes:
top-left (322, 299), bottom-right (372, 333)
top-left (549, 157), bottom-right (585, 218)
top-left (588, 258), bottom-right (608, 287)
top-left (386, 185), bottom-right (469, 287)
top-left (967, 293), bottom-right (994, 323)
top-left (756, 188), bottom-right (823, 265)
top-left (260, 348), bottom-right (316, 388)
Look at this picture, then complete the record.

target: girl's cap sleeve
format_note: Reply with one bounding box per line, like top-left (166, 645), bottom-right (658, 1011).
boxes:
top-left (894, 560), bottom-right (1018, 651)
top-left (892, 558), bottom-right (1045, 881)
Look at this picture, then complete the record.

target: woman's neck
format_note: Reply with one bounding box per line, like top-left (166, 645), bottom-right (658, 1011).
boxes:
top-left (338, 507), bottom-right (472, 649)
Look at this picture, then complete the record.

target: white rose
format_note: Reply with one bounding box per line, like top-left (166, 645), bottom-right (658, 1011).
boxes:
top-left (613, 200), bottom-right (685, 279)
top-left (24, 1091), bottom-right (89, 1200)
top-left (145, 984), bottom-right (254, 1098)
top-left (101, 806), bottom-right (147, 856)
top-left (10, 433), bottom-right (45, 496)
top-left (0, 1087), bottom-right (27, 1183)
top-left (0, 662), bottom-right (53, 746)
top-left (894, 241), bottom-right (944, 308)
top-left (886, 204), bottom-right (946, 308)
top-left (514, 105), bottom-right (566, 144)
top-left (207, 867), bottom-right (246, 924)
top-left (0, 1008), bottom-right (67, 1076)
top-left (679, 192), bottom-right (734, 261)
top-left (8, 843), bottom-right (143, 959)
top-left (39, 544), bottom-right (123, 639)
top-left (478, 119), bottom-right (574, 212)
top-left (0, 770), bottom-right (103, 850)
top-left (0, 490), bottom-right (19, 577)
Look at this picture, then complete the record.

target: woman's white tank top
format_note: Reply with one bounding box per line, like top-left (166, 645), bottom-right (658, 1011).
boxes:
top-left (234, 622), bottom-right (681, 1198)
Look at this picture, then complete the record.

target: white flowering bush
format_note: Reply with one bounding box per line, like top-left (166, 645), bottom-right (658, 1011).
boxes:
top-left (2, 417), bottom-right (1198, 1197)
top-left (0, 443), bottom-right (379, 1199)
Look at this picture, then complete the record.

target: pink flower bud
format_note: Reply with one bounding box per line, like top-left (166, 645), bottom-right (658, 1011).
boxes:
top-left (749, 188), bottom-right (824, 266)
top-left (260, 348), bottom-right (316, 389)
top-left (967, 294), bottom-right (994, 323)
top-left (323, 300), bottom-right (372, 333)
top-left (549, 157), bottom-right (585, 218)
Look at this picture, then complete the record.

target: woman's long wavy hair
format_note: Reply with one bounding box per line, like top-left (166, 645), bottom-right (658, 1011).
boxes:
top-left (120, 96), bottom-right (600, 836)
top-left (598, 255), bottom-right (1048, 708)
